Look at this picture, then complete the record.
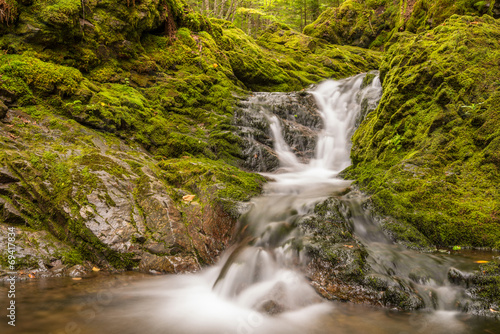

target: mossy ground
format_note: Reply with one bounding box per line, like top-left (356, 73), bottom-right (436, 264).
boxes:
top-left (347, 15), bottom-right (500, 249)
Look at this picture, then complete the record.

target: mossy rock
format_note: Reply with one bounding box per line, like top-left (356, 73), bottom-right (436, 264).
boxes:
top-left (347, 15), bottom-right (500, 249)
top-left (303, 0), bottom-right (497, 50)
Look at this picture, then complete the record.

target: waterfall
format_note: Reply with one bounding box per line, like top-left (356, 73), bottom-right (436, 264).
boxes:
top-left (128, 73), bottom-right (384, 333)
top-left (83, 73), bottom-right (496, 334)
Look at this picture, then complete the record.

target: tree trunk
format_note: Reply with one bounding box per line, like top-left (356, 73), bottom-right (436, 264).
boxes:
top-left (303, 0), bottom-right (307, 27)
top-left (165, 4), bottom-right (177, 39)
top-left (228, 0), bottom-right (240, 22)
top-left (203, 0), bottom-right (209, 15)
top-left (217, 0), bottom-right (227, 18)
top-left (225, 0), bottom-right (235, 20)
top-left (213, 0), bottom-right (218, 16)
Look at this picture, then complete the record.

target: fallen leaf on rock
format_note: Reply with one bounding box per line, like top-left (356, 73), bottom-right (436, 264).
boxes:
top-left (343, 245), bottom-right (354, 248)
top-left (92, 267), bottom-right (100, 272)
top-left (72, 277), bottom-right (82, 281)
top-left (183, 195), bottom-right (195, 202)
top-left (28, 274), bottom-right (35, 278)
top-left (475, 260), bottom-right (489, 264)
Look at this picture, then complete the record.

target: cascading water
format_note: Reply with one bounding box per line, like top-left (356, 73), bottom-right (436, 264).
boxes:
top-left (204, 74), bottom-right (382, 318)
top-left (105, 73), bottom-right (387, 333)
top-left (74, 73), bottom-right (497, 334)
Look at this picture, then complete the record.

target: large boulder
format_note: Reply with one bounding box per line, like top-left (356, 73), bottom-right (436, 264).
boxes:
top-left (347, 15), bottom-right (500, 249)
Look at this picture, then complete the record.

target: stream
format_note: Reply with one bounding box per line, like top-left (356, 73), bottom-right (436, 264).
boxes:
top-left (1, 74), bottom-right (498, 334)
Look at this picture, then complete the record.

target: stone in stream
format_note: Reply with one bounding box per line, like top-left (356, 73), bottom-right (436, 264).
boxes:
top-left (234, 91), bottom-right (322, 172)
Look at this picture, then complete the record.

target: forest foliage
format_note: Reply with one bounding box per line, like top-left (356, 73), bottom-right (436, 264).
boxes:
top-left (187, 0), bottom-right (344, 34)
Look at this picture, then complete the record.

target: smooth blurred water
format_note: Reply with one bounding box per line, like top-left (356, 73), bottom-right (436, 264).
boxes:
top-left (0, 267), bottom-right (498, 334)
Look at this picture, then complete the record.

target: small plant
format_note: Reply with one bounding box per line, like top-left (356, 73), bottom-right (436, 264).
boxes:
top-left (386, 134), bottom-right (403, 152)
top-left (460, 101), bottom-right (484, 114)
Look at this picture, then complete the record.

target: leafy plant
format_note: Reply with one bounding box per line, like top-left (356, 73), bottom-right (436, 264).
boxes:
top-left (386, 134), bottom-right (403, 152)
top-left (460, 101), bottom-right (484, 114)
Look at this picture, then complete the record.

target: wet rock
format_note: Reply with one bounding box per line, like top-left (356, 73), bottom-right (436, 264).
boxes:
top-left (0, 168), bottom-right (19, 184)
top-left (0, 198), bottom-right (26, 225)
top-left (363, 273), bottom-right (399, 291)
top-left (0, 100), bottom-right (7, 119)
top-left (453, 261), bottom-right (500, 318)
top-left (448, 267), bottom-right (473, 286)
top-left (138, 254), bottom-right (199, 274)
top-left (68, 265), bottom-right (88, 277)
top-left (49, 264), bottom-right (68, 275)
top-left (258, 299), bottom-right (285, 315)
top-left (408, 268), bottom-right (433, 285)
top-left (234, 91), bottom-right (322, 172)
top-left (382, 285), bottom-right (425, 310)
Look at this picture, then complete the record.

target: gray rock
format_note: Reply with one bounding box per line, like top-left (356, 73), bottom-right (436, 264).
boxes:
top-left (234, 91), bottom-right (322, 172)
top-left (68, 265), bottom-right (88, 277)
top-left (0, 100), bottom-right (7, 119)
top-left (0, 198), bottom-right (25, 225)
top-left (0, 168), bottom-right (19, 184)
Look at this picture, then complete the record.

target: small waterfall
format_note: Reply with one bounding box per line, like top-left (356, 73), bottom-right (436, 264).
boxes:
top-left (101, 73), bottom-right (481, 333)
top-left (208, 73), bottom-right (383, 314)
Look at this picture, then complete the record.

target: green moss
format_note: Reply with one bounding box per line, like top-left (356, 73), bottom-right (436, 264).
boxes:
top-left (159, 157), bottom-right (265, 214)
top-left (303, 0), bottom-right (401, 49)
top-left (0, 55), bottom-right (83, 101)
top-left (303, 0), bottom-right (495, 50)
top-left (348, 15), bottom-right (500, 248)
top-left (60, 248), bottom-right (83, 266)
top-left (40, 0), bottom-right (81, 27)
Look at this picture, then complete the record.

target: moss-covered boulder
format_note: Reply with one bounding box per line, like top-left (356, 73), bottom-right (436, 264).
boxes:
top-left (346, 15), bottom-right (500, 249)
top-left (303, 0), bottom-right (400, 48)
top-left (299, 195), bottom-right (429, 310)
top-left (449, 261), bottom-right (500, 318)
top-left (303, 0), bottom-right (498, 49)
top-left (0, 108), bottom-right (265, 275)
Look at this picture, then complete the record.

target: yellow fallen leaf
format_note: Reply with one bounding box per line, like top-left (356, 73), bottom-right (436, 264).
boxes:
top-left (183, 195), bottom-right (195, 202)
top-left (100, 102), bottom-right (105, 107)
top-left (72, 277), bottom-right (82, 280)
top-left (213, 63), bottom-right (218, 68)
top-left (28, 273), bottom-right (35, 278)
top-left (475, 260), bottom-right (489, 264)
top-left (92, 267), bottom-right (100, 272)
top-left (490, 308), bottom-right (499, 313)
top-left (343, 245), bottom-right (354, 248)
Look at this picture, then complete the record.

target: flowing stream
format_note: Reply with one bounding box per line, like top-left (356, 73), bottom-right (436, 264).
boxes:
top-left (1, 74), bottom-right (498, 334)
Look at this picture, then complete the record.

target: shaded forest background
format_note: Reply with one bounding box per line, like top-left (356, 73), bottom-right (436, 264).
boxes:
top-left (188, 0), bottom-right (341, 34)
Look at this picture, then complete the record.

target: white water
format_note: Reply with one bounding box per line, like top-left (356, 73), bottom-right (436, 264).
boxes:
top-left (265, 74), bottom-right (381, 194)
top-left (112, 74), bottom-right (383, 333)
